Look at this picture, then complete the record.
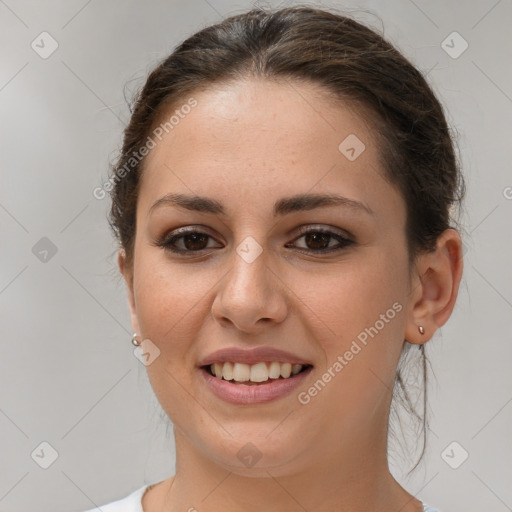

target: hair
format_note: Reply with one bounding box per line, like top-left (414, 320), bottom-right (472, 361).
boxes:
top-left (107, 5), bottom-right (465, 472)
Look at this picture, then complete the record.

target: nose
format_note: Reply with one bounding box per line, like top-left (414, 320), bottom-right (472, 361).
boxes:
top-left (211, 242), bottom-right (288, 333)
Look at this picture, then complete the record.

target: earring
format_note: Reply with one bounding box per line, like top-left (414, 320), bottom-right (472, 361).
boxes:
top-left (418, 325), bottom-right (425, 335)
top-left (131, 333), bottom-right (141, 346)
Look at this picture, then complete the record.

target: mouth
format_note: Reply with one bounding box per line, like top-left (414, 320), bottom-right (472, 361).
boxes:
top-left (197, 347), bottom-right (315, 404)
top-left (201, 361), bottom-right (314, 386)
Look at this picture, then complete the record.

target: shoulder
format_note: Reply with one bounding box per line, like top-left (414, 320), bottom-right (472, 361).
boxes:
top-left (81, 484), bottom-right (150, 512)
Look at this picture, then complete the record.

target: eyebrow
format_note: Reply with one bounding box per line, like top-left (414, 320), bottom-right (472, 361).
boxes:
top-left (148, 192), bottom-right (374, 217)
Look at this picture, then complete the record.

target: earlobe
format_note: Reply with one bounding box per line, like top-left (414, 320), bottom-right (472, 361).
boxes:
top-left (405, 229), bottom-right (464, 345)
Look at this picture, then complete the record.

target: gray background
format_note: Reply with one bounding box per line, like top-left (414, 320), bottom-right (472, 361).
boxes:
top-left (1, 0), bottom-right (511, 510)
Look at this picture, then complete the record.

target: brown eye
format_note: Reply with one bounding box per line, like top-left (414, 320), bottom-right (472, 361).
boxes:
top-left (304, 231), bottom-right (331, 251)
top-left (181, 232), bottom-right (209, 251)
top-left (155, 228), bottom-right (222, 255)
top-left (155, 226), bottom-right (354, 257)
top-left (286, 227), bottom-right (354, 254)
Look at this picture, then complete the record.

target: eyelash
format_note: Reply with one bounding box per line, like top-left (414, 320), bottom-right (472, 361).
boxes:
top-left (154, 226), bottom-right (354, 256)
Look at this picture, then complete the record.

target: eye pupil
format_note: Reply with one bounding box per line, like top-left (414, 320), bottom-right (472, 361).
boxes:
top-left (184, 233), bottom-right (208, 250)
top-left (305, 232), bottom-right (330, 250)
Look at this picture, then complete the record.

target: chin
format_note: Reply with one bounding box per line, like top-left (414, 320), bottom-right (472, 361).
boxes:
top-left (204, 434), bottom-right (311, 477)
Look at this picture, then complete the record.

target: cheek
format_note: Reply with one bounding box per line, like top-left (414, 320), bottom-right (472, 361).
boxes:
top-left (294, 253), bottom-right (408, 342)
top-left (131, 258), bottom-right (215, 422)
top-left (293, 255), bottom-right (408, 406)
top-left (132, 256), bottom-right (214, 357)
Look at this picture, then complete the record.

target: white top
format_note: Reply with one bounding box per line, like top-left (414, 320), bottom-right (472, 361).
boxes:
top-left (82, 484), bottom-right (440, 511)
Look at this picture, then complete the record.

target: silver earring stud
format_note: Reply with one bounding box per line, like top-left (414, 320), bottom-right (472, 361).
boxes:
top-left (418, 325), bottom-right (425, 335)
top-left (131, 333), bottom-right (141, 346)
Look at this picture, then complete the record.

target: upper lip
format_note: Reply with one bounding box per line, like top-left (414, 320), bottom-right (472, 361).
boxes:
top-left (197, 347), bottom-right (314, 367)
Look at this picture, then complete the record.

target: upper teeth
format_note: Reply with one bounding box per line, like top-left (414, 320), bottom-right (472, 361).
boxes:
top-left (210, 362), bottom-right (305, 382)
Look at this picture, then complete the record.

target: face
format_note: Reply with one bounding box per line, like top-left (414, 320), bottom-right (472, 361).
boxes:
top-left (121, 78), bottom-right (417, 476)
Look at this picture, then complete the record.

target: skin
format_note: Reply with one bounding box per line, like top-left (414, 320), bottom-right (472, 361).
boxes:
top-left (118, 78), bottom-right (463, 511)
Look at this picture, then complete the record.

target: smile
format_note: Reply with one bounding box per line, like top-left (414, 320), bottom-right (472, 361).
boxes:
top-left (205, 361), bottom-right (311, 384)
top-left (200, 363), bottom-right (314, 404)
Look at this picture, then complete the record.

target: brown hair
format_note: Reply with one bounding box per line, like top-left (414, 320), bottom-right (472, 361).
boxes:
top-left (108, 5), bottom-right (465, 471)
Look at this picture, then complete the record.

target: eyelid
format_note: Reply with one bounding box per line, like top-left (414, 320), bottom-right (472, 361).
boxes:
top-left (293, 224), bottom-right (354, 240)
top-left (155, 226), bottom-right (222, 249)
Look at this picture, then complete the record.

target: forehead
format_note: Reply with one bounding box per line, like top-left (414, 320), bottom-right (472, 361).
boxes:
top-left (151, 78), bottom-right (373, 158)
top-left (138, 78), bottom-right (404, 221)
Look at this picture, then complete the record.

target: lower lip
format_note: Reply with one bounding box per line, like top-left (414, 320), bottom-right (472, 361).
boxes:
top-left (199, 366), bottom-right (313, 405)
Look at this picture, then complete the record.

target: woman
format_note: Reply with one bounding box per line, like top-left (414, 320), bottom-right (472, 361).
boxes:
top-left (86, 5), bottom-right (464, 511)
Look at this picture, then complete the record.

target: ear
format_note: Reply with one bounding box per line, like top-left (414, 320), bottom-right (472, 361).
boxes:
top-left (117, 249), bottom-right (140, 336)
top-left (405, 228), bottom-right (464, 344)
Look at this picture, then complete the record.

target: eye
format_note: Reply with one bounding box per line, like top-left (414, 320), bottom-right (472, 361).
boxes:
top-left (154, 227), bottom-right (222, 256)
top-left (286, 226), bottom-right (354, 254)
top-left (154, 225), bottom-right (354, 257)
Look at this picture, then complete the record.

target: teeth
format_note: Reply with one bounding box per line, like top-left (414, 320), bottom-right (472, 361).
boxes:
top-left (233, 362), bottom-right (250, 382)
top-left (213, 363), bottom-right (223, 378)
top-left (280, 362), bottom-right (292, 378)
top-left (250, 362), bottom-right (269, 383)
top-left (209, 362), bottom-right (306, 383)
top-left (268, 361), bottom-right (281, 379)
top-left (222, 361), bottom-right (234, 380)
top-left (291, 364), bottom-right (303, 375)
